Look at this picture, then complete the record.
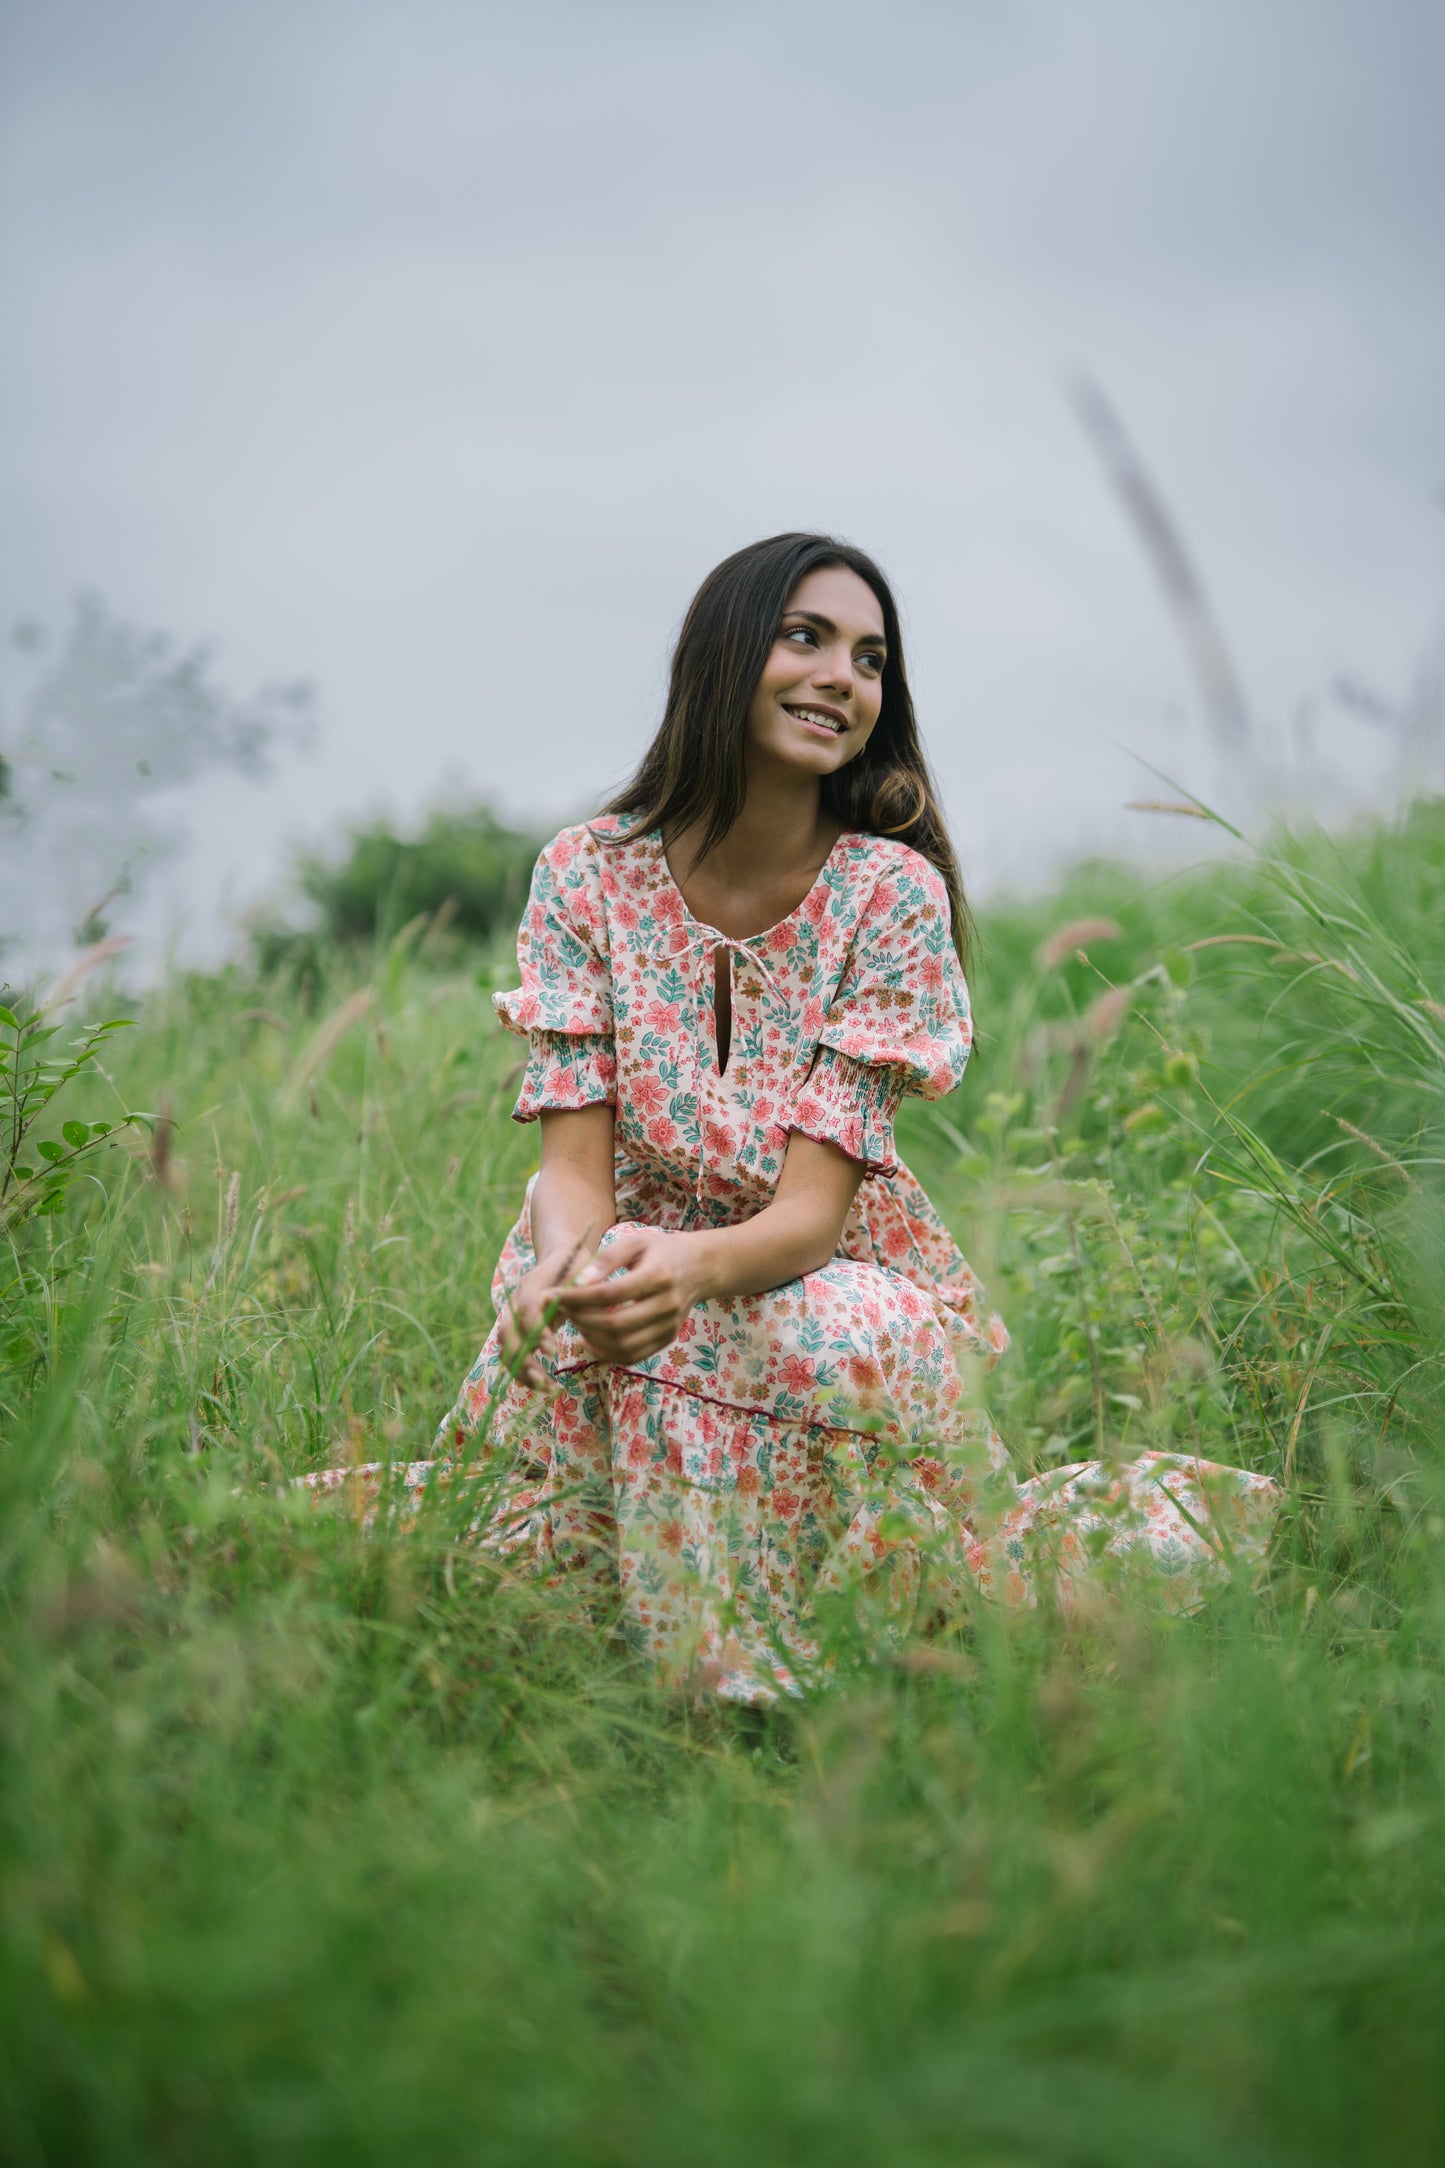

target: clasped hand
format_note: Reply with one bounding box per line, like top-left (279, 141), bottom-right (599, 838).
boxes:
top-left (501, 1228), bottom-right (704, 1391)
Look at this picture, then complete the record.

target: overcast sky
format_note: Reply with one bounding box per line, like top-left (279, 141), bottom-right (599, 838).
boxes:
top-left (3, 0), bottom-right (1443, 960)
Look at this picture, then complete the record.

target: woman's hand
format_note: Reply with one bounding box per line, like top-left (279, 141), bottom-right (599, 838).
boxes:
top-left (556, 1227), bottom-right (706, 1365)
top-left (501, 1246), bottom-right (590, 1393)
top-left (503, 1104), bottom-right (618, 1392)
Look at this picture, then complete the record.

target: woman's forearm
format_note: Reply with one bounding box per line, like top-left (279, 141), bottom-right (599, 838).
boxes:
top-left (687, 1137), bottom-right (863, 1303)
top-left (529, 1106), bottom-right (617, 1269)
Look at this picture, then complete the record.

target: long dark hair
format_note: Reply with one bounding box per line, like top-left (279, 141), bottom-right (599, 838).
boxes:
top-left (602, 533), bottom-right (971, 963)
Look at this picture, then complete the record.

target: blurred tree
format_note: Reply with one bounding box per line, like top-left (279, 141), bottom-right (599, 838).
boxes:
top-left (0, 592), bottom-right (315, 963)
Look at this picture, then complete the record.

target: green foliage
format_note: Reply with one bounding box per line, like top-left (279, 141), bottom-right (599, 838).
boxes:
top-left (263, 802), bottom-right (543, 965)
top-left (0, 1000), bottom-right (144, 1232)
top-left (4, 800), bottom-right (1445, 2161)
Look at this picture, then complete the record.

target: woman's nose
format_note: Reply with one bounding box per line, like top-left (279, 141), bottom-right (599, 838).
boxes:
top-left (814, 647), bottom-right (854, 693)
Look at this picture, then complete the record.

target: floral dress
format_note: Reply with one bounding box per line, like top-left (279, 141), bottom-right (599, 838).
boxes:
top-left (308, 818), bottom-right (1281, 1701)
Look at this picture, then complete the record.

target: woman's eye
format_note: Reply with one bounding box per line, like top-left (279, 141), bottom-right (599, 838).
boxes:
top-left (858, 650), bottom-right (885, 674)
top-left (781, 625), bottom-right (816, 647)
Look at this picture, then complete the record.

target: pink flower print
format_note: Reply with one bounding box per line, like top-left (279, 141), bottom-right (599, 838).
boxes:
top-left (777, 1354), bottom-right (816, 1396)
top-left (631, 1073), bottom-right (667, 1117)
top-left (646, 998), bottom-right (682, 1033)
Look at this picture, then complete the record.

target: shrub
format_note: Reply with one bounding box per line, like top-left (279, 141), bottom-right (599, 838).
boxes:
top-left (291, 802), bottom-right (542, 948)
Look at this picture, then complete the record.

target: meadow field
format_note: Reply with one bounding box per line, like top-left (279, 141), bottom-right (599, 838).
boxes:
top-left (3, 799), bottom-right (1444, 2165)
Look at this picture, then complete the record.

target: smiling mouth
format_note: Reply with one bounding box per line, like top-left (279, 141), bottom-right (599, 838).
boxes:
top-left (784, 704), bottom-right (848, 736)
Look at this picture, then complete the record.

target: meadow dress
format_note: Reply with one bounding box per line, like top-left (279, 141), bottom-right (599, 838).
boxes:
top-left (313, 818), bottom-right (1280, 1701)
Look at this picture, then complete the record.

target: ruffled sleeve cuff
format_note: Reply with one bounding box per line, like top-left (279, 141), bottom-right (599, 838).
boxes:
top-left (512, 1029), bottom-right (617, 1124)
top-left (787, 1045), bottom-right (906, 1178)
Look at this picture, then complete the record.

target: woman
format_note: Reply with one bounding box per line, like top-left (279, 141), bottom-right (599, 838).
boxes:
top-left (312, 533), bottom-right (1280, 1701)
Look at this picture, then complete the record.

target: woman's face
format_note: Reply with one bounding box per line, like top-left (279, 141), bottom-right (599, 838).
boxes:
top-left (745, 565), bottom-right (887, 779)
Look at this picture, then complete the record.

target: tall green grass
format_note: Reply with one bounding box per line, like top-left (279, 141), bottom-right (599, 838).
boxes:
top-left (2, 806), bottom-right (1444, 2164)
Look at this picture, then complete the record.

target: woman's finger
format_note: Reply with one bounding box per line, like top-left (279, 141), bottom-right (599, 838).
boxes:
top-left (580, 1229), bottom-right (649, 1279)
top-left (570, 1310), bottom-right (677, 1357)
top-left (558, 1264), bottom-right (673, 1313)
top-left (577, 1291), bottom-right (677, 1335)
top-left (577, 1307), bottom-right (683, 1359)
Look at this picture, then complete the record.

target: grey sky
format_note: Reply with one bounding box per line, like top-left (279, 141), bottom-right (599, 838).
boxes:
top-left (3, 0), bottom-right (1443, 962)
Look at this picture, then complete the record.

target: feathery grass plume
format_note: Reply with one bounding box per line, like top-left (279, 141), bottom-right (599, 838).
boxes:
top-left (1082, 985), bottom-right (1131, 1043)
top-left (44, 933), bottom-right (132, 1010)
top-left (285, 986), bottom-right (376, 1102)
top-left (1034, 917), bottom-right (1123, 970)
top-left (149, 1090), bottom-right (176, 1188)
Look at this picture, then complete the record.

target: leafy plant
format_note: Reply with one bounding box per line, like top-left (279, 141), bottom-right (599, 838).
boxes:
top-left (0, 999), bottom-right (143, 1230)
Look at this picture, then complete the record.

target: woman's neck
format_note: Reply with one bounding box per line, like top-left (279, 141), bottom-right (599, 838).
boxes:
top-left (664, 772), bottom-right (846, 940)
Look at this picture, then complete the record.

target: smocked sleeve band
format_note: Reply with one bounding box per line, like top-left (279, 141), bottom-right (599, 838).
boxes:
top-left (512, 1029), bottom-right (617, 1124)
top-left (788, 1045), bottom-right (907, 1179)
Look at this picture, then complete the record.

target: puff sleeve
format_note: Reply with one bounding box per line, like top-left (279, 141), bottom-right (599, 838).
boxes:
top-left (788, 851), bottom-right (971, 1177)
top-left (493, 829), bottom-right (617, 1123)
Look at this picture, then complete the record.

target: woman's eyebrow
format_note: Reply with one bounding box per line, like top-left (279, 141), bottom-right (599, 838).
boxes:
top-left (784, 610), bottom-right (887, 647)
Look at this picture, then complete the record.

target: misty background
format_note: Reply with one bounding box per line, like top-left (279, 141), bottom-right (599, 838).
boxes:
top-left (2, 0), bottom-right (1443, 976)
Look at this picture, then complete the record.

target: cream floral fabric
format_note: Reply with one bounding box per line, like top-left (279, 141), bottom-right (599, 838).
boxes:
top-left (306, 819), bottom-right (1281, 1700)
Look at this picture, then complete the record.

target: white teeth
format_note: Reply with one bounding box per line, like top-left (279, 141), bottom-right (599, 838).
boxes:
top-left (789, 707), bottom-right (845, 733)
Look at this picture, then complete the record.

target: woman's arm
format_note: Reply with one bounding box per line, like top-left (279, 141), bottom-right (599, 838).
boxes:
top-left (501, 1104), bottom-right (617, 1388)
top-left (556, 1134), bottom-right (863, 1367)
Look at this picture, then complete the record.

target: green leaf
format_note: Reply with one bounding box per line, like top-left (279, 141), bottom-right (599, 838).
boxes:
top-left (91, 1120), bottom-right (112, 1138)
top-left (34, 1190), bottom-right (66, 1215)
top-left (0, 1004), bottom-right (17, 1029)
top-left (98, 1018), bottom-right (136, 1032)
top-left (36, 1140), bottom-right (64, 1163)
top-left (61, 1120), bottom-right (88, 1149)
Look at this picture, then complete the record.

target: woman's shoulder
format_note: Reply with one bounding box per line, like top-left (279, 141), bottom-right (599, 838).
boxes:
top-left (540, 812), bottom-right (652, 860)
top-left (840, 832), bottom-right (951, 915)
top-left (535, 813), bottom-right (649, 877)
